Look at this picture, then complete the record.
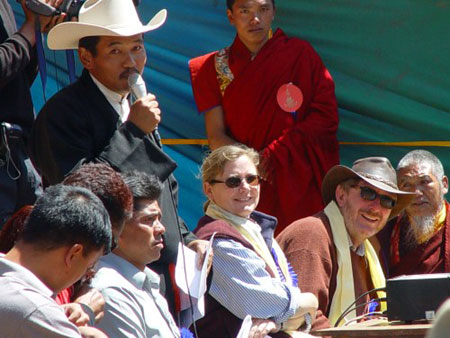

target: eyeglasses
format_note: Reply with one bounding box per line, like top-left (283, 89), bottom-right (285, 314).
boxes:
top-left (359, 186), bottom-right (397, 209)
top-left (210, 174), bottom-right (260, 188)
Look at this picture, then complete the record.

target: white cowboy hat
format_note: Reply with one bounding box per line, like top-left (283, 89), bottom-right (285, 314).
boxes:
top-left (47, 0), bottom-right (167, 50)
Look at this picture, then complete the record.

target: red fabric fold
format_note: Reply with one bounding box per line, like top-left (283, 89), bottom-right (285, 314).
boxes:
top-left (190, 29), bottom-right (339, 234)
top-left (389, 201), bottom-right (450, 277)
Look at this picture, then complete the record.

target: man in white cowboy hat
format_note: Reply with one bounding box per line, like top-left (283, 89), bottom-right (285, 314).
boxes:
top-left (30, 0), bottom-right (209, 318)
top-left (277, 157), bottom-right (415, 329)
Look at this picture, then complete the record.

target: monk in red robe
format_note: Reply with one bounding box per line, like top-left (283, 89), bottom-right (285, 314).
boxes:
top-left (189, 0), bottom-right (339, 234)
top-left (378, 150), bottom-right (450, 277)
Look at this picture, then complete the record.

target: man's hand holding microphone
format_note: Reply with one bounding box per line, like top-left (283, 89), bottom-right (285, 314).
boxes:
top-left (127, 73), bottom-right (162, 141)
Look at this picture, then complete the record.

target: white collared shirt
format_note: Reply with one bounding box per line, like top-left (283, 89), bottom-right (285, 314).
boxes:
top-left (92, 253), bottom-right (180, 338)
top-left (90, 74), bottom-right (130, 122)
top-left (348, 235), bottom-right (366, 257)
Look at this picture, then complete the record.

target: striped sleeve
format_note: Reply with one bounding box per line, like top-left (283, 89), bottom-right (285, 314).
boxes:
top-left (209, 238), bottom-right (301, 323)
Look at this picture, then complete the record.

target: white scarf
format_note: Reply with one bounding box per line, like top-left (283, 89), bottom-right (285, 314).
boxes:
top-left (324, 201), bottom-right (386, 326)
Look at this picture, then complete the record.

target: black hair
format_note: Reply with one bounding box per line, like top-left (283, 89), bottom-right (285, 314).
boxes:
top-left (226, 0), bottom-right (275, 10)
top-left (78, 36), bottom-right (100, 57)
top-left (21, 184), bottom-right (112, 255)
top-left (121, 171), bottom-right (163, 209)
top-left (63, 163), bottom-right (133, 230)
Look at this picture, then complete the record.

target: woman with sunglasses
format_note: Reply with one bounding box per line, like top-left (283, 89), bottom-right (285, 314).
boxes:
top-left (193, 144), bottom-right (317, 338)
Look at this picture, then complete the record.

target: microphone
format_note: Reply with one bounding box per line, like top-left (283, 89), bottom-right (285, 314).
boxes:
top-left (128, 73), bottom-right (162, 148)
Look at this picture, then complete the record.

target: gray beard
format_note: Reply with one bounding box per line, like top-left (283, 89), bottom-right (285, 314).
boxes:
top-left (404, 214), bottom-right (437, 249)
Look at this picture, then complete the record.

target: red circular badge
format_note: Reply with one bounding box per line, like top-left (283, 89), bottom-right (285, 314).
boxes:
top-left (277, 83), bottom-right (303, 113)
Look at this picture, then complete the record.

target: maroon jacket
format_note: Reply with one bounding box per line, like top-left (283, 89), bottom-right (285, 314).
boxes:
top-left (277, 211), bottom-right (380, 329)
top-left (193, 212), bottom-right (289, 338)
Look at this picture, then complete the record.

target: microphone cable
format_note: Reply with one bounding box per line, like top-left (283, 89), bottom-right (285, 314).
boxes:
top-left (342, 311), bottom-right (385, 327)
top-left (334, 296), bottom-right (387, 327)
top-left (334, 286), bottom-right (387, 327)
top-left (128, 75), bottom-right (199, 336)
top-left (167, 174), bottom-right (200, 338)
top-left (334, 297), bottom-right (387, 327)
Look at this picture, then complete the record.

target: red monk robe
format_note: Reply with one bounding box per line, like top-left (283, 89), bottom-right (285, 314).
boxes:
top-left (385, 201), bottom-right (450, 278)
top-left (189, 29), bottom-right (339, 234)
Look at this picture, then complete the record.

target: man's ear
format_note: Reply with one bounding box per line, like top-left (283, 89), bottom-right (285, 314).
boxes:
top-left (335, 184), bottom-right (346, 208)
top-left (78, 48), bottom-right (94, 70)
top-left (442, 175), bottom-right (449, 195)
top-left (64, 243), bottom-right (84, 268)
top-left (226, 9), bottom-right (234, 25)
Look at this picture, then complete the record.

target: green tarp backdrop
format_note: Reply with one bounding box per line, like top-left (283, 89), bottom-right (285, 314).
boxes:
top-left (12, 0), bottom-right (450, 229)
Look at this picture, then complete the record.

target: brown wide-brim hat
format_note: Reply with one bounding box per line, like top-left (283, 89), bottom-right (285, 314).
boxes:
top-left (322, 157), bottom-right (416, 219)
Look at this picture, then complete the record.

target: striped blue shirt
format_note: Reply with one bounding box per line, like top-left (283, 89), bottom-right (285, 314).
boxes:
top-left (209, 238), bottom-right (302, 324)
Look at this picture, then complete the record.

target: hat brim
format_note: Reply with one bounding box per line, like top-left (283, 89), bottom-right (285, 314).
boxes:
top-left (321, 165), bottom-right (415, 219)
top-left (47, 9), bottom-right (167, 50)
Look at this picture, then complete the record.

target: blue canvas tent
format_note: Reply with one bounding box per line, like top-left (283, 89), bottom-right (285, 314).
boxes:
top-left (11, 0), bottom-right (450, 229)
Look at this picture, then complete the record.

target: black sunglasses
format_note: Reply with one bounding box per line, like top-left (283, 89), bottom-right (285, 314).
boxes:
top-left (359, 186), bottom-right (396, 209)
top-left (210, 174), bottom-right (260, 188)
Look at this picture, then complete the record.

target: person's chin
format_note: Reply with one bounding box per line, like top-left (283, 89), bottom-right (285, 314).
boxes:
top-left (149, 251), bottom-right (162, 263)
top-left (236, 207), bottom-right (254, 218)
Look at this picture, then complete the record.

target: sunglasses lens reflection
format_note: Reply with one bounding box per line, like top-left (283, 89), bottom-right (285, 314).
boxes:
top-left (224, 175), bottom-right (259, 188)
top-left (225, 177), bottom-right (242, 188)
top-left (360, 186), bottom-right (396, 209)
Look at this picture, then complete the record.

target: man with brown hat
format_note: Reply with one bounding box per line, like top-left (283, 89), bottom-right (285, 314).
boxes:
top-left (277, 157), bottom-right (415, 329)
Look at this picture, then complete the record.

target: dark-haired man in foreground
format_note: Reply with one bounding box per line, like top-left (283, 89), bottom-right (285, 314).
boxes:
top-left (93, 171), bottom-right (180, 337)
top-left (58, 162), bottom-right (134, 323)
top-left (189, 0), bottom-right (339, 235)
top-left (0, 184), bottom-right (111, 337)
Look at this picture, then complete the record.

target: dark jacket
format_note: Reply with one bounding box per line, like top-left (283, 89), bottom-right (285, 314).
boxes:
top-left (0, 0), bottom-right (38, 134)
top-left (31, 69), bottom-right (197, 315)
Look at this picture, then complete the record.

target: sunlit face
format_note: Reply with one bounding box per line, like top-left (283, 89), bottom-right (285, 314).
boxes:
top-left (336, 181), bottom-right (396, 247)
top-left (204, 155), bottom-right (260, 218)
top-left (397, 163), bottom-right (448, 217)
top-left (79, 34), bottom-right (147, 95)
top-left (116, 199), bottom-right (165, 270)
top-left (227, 0), bottom-right (275, 53)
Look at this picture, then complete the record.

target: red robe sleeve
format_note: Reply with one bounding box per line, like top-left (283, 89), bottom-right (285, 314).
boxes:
top-left (189, 52), bottom-right (222, 113)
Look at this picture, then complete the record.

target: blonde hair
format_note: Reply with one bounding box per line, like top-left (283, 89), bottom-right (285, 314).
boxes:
top-left (201, 144), bottom-right (260, 211)
top-left (201, 144), bottom-right (260, 184)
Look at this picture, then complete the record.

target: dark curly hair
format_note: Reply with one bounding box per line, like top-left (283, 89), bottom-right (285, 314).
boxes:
top-left (63, 163), bottom-right (133, 230)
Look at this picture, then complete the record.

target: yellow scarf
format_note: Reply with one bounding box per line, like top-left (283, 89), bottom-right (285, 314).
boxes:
top-left (206, 202), bottom-right (291, 283)
top-left (205, 203), bottom-right (310, 336)
top-left (324, 201), bottom-right (387, 326)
